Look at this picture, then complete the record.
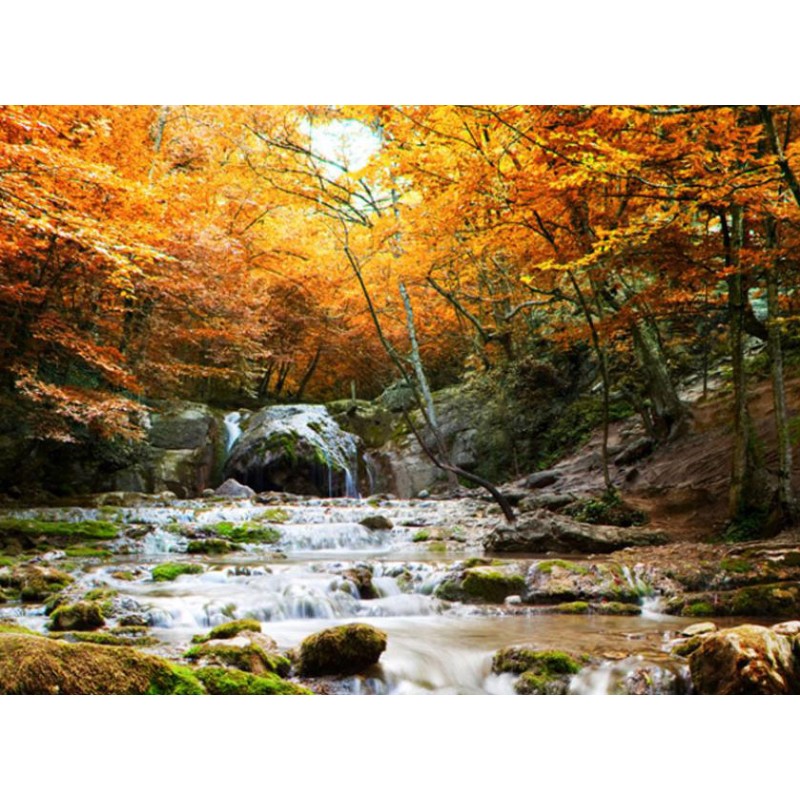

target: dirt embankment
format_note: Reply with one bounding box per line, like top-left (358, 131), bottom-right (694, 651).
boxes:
top-left (516, 376), bottom-right (800, 544)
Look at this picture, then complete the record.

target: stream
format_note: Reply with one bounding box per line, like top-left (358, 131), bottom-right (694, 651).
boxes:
top-left (1, 494), bottom-right (705, 694)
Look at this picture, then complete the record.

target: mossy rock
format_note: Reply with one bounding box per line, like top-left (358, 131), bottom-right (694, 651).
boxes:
top-left (667, 582), bottom-right (800, 617)
top-left (555, 601), bottom-right (590, 614)
top-left (151, 562), bottom-right (204, 582)
top-left (0, 621), bottom-right (42, 636)
top-left (186, 538), bottom-right (235, 555)
top-left (198, 521), bottom-right (281, 545)
top-left (298, 623), bottom-right (387, 677)
top-left (49, 601), bottom-right (106, 632)
top-left (359, 515), bottom-right (393, 531)
top-left (195, 666), bottom-right (311, 695)
top-left (435, 566), bottom-right (526, 604)
top-left (184, 642), bottom-right (290, 676)
top-left (592, 602), bottom-right (641, 616)
top-left (342, 567), bottom-right (378, 600)
top-left (535, 559), bottom-right (590, 576)
top-left (0, 634), bottom-right (204, 694)
top-left (0, 565), bottom-right (75, 603)
top-left (0, 518), bottom-right (119, 542)
top-left (492, 646), bottom-right (582, 695)
top-left (192, 618), bottom-right (262, 643)
top-left (48, 630), bottom-right (160, 647)
top-left (64, 547), bottom-right (112, 559)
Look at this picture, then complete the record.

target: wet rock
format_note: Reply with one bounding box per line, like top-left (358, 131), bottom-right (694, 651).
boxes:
top-left (523, 470), bottom-right (561, 490)
top-left (689, 624), bottom-right (800, 694)
top-left (484, 509), bottom-right (667, 554)
top-left (342, 567), bottom-right (378, 600)
top-left (666, 582), bottom-right (800, 617)
top-left (359, 515), bottom-right (393, 531)
top-left (517, 492), bottom-right (577, 513)
top-left (436, 565), bottom-right (527, 604)
top-left (680, 622), bottom-right (717, 637)
top-left (213, 478), bottom-right (256, 498)
top-left (185, 638), bottom-right (290, 676)
top-left (297, 623), bottom-right (387, 677)
top-left (525, 560), bottom-right (643, 605)
top-left (148, 403), bottom-right (216, 450)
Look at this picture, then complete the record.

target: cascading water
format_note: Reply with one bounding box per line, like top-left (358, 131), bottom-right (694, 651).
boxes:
top-left (0, 495), bottom-right (701, 695)
top-left (224, 411), bottom-right (243, 453)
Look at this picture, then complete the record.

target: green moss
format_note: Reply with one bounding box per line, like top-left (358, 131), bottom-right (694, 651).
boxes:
top-left (720, 557), bottom-right (753, 574)
top-left (493, 646), bottom-right (583, 693)
top-left (555, 601), bottom-right (590, 614)
top-left (200, 521), bottom-right (281, 545)
top-left (412, 530), bottom-right (430, 542)
top-left (49, 601), bottom-right (105, 632)
top-left (724, 510), bottom-right (769, 543)
top-left (730, 583), bottom-right (800, 616)
top-left (0, 519), bottom-right (118, 540)
top-left (0, 556), bottom-right (15, 567)
top-left (0, 565), bottom-right (75, 602)
top-left (461, 570), bottom-right (526, 603)
top-left (0, 622), bottom-right (42, 636)
top-left (49, 630), bottom-right (160, 647)
top-left (147, 663), bottom-right (206, 695)
top-left (186, 538), bottom-right (235, 554)
top-left (184, 642), bottom-right (290, 674)
top-left (427, 542), bottom-right (447, 554)
top-left (84, 588), bottom-right (118, 602)
top-left (192, 618), bottom-right (262, 643)
top-left (151, 562), bottom-right (204, 582)
top-left (684, 601), bottom-right (715, 617)
top-left (110, 571), bottom-right (136, 581)
top-left (565, 491), bottom-right (648, 528)
top-left (0, 635), bottom-right (206, 694)
top-left (258, 508), bottom-right (290, 524)
top-left (536, 559), bottom-right (589, 576)
top-left (195, 666), bottom-right (311, 695)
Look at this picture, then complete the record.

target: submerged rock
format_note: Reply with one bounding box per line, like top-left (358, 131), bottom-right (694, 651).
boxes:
top-left (689, 624), bottom-right (800, 694)
top-left (484, 509), bottom-right (667, 554)
top-left (297, 623), bottom-right (387, 677)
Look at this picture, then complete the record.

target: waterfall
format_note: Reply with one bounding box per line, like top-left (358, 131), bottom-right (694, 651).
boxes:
top-left (224, 411), bottom-right (242, 453)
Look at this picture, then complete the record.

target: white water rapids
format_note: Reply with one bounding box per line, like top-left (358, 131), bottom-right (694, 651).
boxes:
top-left (1, 496), bottom-right (693, 694)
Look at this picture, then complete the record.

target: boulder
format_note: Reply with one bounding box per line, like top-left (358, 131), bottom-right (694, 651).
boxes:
top-left (523, 470), bottom-right (561, 490)
top-left (214, 478), bottom-right (256, 498)
top-left (491, 647), bottom-right (582, 695)
top-left (484, 509), bottom-right (667, 554)
top-left (225, 405), bottom-right (362, 497)
top-left (614, 436), bottom-right (655, 466)
top-left (148, 404), bottom-right (215, 450)
top-left (689, 624), bottom-right (800, 694)
top-left (297, 623), bottom-right (387, 677)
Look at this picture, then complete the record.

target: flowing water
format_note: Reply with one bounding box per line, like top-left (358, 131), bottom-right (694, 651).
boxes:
top-left (0, 494), bottom-right (700, 694)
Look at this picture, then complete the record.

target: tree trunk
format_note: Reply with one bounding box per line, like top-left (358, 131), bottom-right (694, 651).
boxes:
top-left (765, 218), bottom-right (795, 519)
top-left (724, 207), bottom-right (766, 521)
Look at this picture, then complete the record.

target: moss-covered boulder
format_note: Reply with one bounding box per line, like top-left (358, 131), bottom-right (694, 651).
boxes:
top-left (435, 565), bottom-right (526, 604)
top-left (298, 623), bottom-right (387, 677)
top-left (195, 666), bottom-right (311, 695)
top-left (0, 564), bottom-right (74, 602)
top-left (665, 582), bottom-right (800, 617)
top-left (492, 646), bottom-right (582, 695)
top-left (689, 624), bottom-right (800, 694)
top-left (49, 601), bottom-right (106, 632)
top-left (342, 567), bottom-right (378, 600)
top-left (359, 515), bottom-right (393, 531)
top-left (0, 634), bottom-right (204, 694)
top-left (526, 559), bottom-right (643, 605)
